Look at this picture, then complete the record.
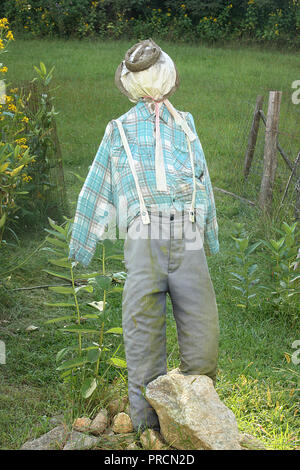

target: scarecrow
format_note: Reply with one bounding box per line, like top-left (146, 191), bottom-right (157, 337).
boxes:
top-left (69, 39), bottom-right (220, 432)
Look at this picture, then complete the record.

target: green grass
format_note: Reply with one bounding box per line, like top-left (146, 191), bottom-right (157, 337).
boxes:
top-left (0, 38), bottom-right (299, 450)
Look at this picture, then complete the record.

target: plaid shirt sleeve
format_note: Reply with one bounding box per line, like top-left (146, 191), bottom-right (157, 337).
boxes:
top-left (68, 121), bottom-right (114, 267)
top-left (186, 113), bottom-right (219, 255)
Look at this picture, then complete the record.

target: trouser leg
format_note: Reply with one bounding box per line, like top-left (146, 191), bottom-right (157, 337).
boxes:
top-left (122, 218), bottom-right (169, 431)
top-left (168, 222), bottom-right (219, 382)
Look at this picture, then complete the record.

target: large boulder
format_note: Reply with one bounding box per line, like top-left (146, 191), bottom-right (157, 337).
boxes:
top-left (145, 369), bottom-right (241, 450)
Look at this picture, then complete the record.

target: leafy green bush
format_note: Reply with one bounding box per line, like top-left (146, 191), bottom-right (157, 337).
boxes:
top-left (0, 19), bottom-right (36, 244)
top-left (2, 0), bottom-right (299, 47)
top-left (230, 221), bottom-right (299, 322)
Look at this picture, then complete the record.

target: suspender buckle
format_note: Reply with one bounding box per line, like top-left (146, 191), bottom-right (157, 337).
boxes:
top-left (189, 209), bottom-right (195, 223)
top-left (141, 210), bottom-right (150, 225)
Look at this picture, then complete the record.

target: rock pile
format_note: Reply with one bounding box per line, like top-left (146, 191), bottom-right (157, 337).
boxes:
top-left (20, 369), bottom-right (267, 451)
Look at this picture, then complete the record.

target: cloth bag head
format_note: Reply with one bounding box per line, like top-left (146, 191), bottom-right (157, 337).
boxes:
top-left (115, 38), bottom-right (180, 103)
top-left (114, 39), bottom-right (197, 223)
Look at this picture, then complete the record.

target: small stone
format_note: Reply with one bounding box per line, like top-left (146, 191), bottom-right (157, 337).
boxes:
top-left (239, 433), bottom-right (267, 450)
top-left (140, 429), bottom-right (166, 450)
top-left (112, 412), bottom-right (133, 434)
top-left (126, 442), bottom-right (140, 450)
top-left (25, 325), bottom-right (39, 332)
top-left (108, 397), bottom-right (128, 416)
top-left (63, 431), bottom-right (99, 450)
top-left (90, 409), bottom-right (108, 435)
top-left (73, 417), bottom-right (92, 432)
top-left (103, 427), bottom-right (115, 436)
top-left (20, 425), bottom-right (68, 450)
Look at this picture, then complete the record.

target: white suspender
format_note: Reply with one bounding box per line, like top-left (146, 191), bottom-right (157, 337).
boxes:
top-left (187, 137), bottom-right (196, 222)
top-left (115, 102), bottom-right (197, 225)
top-left (164, 99), bottom-right (197, 223)
top-left (114, 119), bottom-right (150, 225)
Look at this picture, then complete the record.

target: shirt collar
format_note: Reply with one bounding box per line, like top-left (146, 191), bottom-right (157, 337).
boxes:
top-left (135, 99), bottom-right (171, 125)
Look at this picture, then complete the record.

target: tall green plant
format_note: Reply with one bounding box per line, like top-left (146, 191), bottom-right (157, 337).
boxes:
top-left (261, 221), bottom-right (299, 321)
top-left (229, 223), bottom-right (263, 311)
top-left (41, 217), bottom-right (127, 403)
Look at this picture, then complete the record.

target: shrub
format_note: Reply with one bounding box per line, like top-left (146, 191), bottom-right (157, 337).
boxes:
top-left (0, 18), bottom-right (36, 243)
top-left (2, 0), bottom-right (299, 47)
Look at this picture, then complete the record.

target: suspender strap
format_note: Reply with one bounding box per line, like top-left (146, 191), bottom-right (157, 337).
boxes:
top-left (187, 137), bottom-right (196, 222)
top-left (164, 99), bottom-right (197, 223)
top-left (114, 119), bottom-right (150, 225)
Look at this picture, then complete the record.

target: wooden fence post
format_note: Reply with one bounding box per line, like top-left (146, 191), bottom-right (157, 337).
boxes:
top-left (243, 95), bottom-right (264, 179)
top-left (259, 91), bottom-right (282, 211)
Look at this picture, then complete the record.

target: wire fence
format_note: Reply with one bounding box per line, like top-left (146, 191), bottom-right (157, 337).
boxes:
top-left (220, 90), bottom-right (300, 224)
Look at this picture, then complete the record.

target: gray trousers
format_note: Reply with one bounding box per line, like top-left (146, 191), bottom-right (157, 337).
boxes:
top-left (122, 210), bottom-right (219, 431)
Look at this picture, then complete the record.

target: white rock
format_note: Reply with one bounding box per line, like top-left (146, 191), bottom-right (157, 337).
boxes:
top-left (63, 431), bottom-right (99, 450)
top-left (73, 416), bottom-right (92, 432)
top-left (89, 409), bottom-right (108, 435)
top-left (126, 442), bottom-right (140, 450)
top-left (140, 429), bottom-right (166, 450)
top-left (112, 412), bottom-right (133, 434)
top-left (239, 433), bottom-right (267, 450)
top-left (108, 397), bottom-right (128, 416)
top-left (25, 325), bottom-right (39, 332)
top-left (145, 370), bottom-right (242, 450)
top-left (20, 425), bottom-right (68, 450)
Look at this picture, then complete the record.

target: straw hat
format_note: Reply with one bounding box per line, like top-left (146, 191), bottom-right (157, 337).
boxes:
top-left (115, 38), bottom-right (180, 102)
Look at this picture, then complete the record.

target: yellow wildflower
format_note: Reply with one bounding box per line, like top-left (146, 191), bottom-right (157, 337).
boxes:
top-left (5, 95), bottom-right (13, 103)
top-left (6, 30), bottom-right (14, 41)
top-left (22, 174), bottom-right (32, 183)
top-left (8, 103), bottom-right (17, 112)
top-left (181, 4), bottom-right (186, 8)
top-left (20, 144), bottom-right (29, 149)
top-left (21, 116), bottom-right (29, 123)
top-left (15, 137), bottom-right (27, 144)
top-left (213, 18), bottom-right (217, 22)
top-left (10, 88), bottom-right (18, 93)
top-left (0, 39), bottom-right (5, 50)
top-left (0, 18), bottom-right (9, 29)
top-left (0, 66), bottom-right (8, 73)
top-left (166, 12), bottom-right (171, 16)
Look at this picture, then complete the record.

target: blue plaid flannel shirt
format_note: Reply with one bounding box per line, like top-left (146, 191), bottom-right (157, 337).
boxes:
top-left (69, 99), bottom-right (219, 266)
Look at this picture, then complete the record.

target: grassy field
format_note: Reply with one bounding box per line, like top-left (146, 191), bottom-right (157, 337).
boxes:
top-left (0, 38), bottom-right (299, 450)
